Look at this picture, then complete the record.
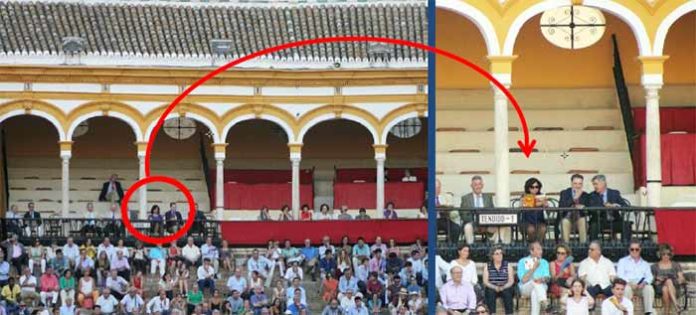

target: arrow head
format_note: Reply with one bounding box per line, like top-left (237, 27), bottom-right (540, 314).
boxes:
top-left (517, 139), bottom-right (537, 158)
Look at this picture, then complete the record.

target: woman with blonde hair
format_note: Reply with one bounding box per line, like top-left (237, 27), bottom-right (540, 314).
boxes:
top-left (652, 243), bottom-right (686, 314)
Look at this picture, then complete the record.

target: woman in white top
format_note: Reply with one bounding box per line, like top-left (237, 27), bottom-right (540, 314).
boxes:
top-left (115, 239), bottom-right (130, 259)
top-left (563, 279), bottom-right (594, 315)
top-left (314, 204), bottom-right (334, 220)
top-left (77, 268), bottom-right (99, 306)
top-left (447, 244), bottom-right (477, 285)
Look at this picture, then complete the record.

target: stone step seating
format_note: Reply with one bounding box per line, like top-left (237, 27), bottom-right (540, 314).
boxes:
top-left (437, 130), bottom-right (627, 153)
top-left (436, 109), bottom-right (623, 132)
top-left (437, 151), bottom-right (631, 174)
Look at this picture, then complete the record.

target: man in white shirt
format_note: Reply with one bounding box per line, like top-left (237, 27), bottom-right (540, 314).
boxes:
top-left (105, 270), bottom-right (129, 301)
top-left (197, 258), bottom-right (216, 295)
top-left (601, 278), bottom-right (634, 315)
top-left (284, 278), bottom-right (307, 305)
top-left (19, 267), bottom-right (39, 304)
top-left (616, 241), bottom-right (655, 314)
top-left (62, 237), bottom-right (80, 266)
top-left (59, 298), bottom-right (76, 315)
top-left (182, 237), bottom-right (201, 267)
top-left (80, 202), bottom-right (100, 235)
top-left (97, 238), bottom-right (116, 263)
top-left (200, 237), bottom-right (219, 273)
top-left (146, 290), bottom-right (170, 315)
top-left (120, 288), bottom-right (144, 315)
top-left (247, 249), bottom-right (272, 283)
top-left (346, 296), bottom-right (368, 315)
top-left (96, 288), bottom-right (120, 315)
top-left (103, 203), bottom-right (124, 238)
top-left (318, 236), bottom-right (336, 260)
top-left (226, 268), bottom-right (248, 297)
top-left (578, 241), bottom-right (616, 298)
top-left (284, 262), bottom-right (304, 283)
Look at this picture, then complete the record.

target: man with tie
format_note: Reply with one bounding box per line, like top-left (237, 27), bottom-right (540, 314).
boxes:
top-left (80, 202), bottom-right (101, 236)
top-left (164, 203), bottom-right (183, 234)
top-left (103, 203), bottom-right (124, 238)
top-left (558, 174), bottom-right (590, 243)
top-left (22, 202), bottom-right (42, 237)
top-left (459, 176), bottom-right (505, 244)
top-left (587, 175), bottom-right (631, 242)
top-left (99, 174), bottom-right (124, 203)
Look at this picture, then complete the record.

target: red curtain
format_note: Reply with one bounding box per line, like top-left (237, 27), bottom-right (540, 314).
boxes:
top-left (655, 209), bottom-right (696, 255)
top-left (224, 183), bottom-right (313, 209)
top-left (220, 219), bottom-right (427, 245)
top-left (333, 182), bottom-right (425, 209)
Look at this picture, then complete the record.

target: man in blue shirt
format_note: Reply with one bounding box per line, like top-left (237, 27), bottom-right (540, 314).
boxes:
top-left (346, 296), bottom-right (368, 315)
top-left (517, 241), bottom-right (550, 315)
top-left (300, 239), bottom-right (319, 281)
top-left (351, 237), bottom-right (371, 268)
top-left (0, 251), bottom-right (10, 287)
top-left (286, 296), bottom-right (308, 315)
top-left (338, 268), bottom-right (359, 299)
top-left (617, 240), bottom-right (655, 314)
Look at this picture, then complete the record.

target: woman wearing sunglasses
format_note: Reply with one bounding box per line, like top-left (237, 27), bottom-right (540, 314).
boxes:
top-left (519, 177), bottom-right (549, 242)
top-left (652, 243), bottom-right (686, 314)
top-left (550, 244), bottom-right (576, 300)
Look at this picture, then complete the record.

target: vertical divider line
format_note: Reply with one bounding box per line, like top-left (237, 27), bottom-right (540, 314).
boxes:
top-left (426, 0), bottom-right (437, 314)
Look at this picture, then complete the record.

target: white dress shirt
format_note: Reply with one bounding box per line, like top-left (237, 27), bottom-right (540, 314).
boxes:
top-left (197, 265), bottom-right (215, 280)
top-left (182, 245), bottom-right (201, 262)
top-left (146, 297), bottom-right (170, 314)
top-left (96, 295), bottom-right (119, 314)
top-left (578, 256), bottom-right (616, 289)
top-left (120, 294), bottom-right (144, 313)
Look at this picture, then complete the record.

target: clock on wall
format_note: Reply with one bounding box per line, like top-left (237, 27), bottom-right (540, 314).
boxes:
top-left (540, 5), bottom-right (606, 50)
top-left (163, 117), bottom-right (197, 140)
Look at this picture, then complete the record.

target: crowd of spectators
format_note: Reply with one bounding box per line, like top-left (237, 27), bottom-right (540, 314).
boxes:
top-left (255, 202), bottom-right (424, 222)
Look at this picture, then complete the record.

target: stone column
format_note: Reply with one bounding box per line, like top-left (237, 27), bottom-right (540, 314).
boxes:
top-left (136, 142), bottom-right (148, 220)
top-left (59, 141), bottom-right (72, 217)
top-left (374, 144), bottom-right (388, 217)
top-left (288, 144), bottom-right (303, 219)
top-left (639, 56), bottom-right (668, 207)
top-left (488, 56), bottom-right (517, 207)
top-left (212, 143), bottom-right (228, 220)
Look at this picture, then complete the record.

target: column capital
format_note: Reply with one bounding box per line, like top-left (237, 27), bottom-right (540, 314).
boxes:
top-left (487, 55), bottom-right (518, 73)
top-left (212, 143), bottom-right (227, 160)
top-left (639, 56), bottom-right (669, 87)
top-left (373, 144), bottom-right (388, 160)
top-left (134, 141), bottom-right (148, 156)
top-left (288, 143), bottom-right (303, 160)
top-left (59, 141), bottom-right (72, 158)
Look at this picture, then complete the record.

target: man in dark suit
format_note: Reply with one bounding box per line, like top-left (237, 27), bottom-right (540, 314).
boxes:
top-left (558, 174), bottom-right (590, 243)
top-left (22, 202), bottom-right (42, 236)
top-left (165, 202), bottom-right (184, 234)
top-left (459, 176), bottom-right (504, 244)
top-left (99, 174), bottom-right (124, 203)
top-left (587, 174), bottom-right (631, 242)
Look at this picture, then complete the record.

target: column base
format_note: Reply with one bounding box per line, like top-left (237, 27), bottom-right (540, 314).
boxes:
top-left (646, 181), bottom-right (662, 207)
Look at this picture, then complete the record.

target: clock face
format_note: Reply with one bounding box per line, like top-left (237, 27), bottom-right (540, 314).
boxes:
top-left (389, 117), bottom-right (422, 139)
top-left (72, 121), bottom-right (89, 138)
top-left (540, 5), bottom-right (606, 50)
top-left (163, 117), bottom-right (197, 140)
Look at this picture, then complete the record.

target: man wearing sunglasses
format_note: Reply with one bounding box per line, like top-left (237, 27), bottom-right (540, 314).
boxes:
top-left (617, 240), bottom-right (655, 314)
top-left (578, 241), bottom-right (616, 299)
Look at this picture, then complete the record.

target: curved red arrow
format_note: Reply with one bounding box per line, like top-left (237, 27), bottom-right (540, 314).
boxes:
top-left (144, 36), bottom-right (536, 175)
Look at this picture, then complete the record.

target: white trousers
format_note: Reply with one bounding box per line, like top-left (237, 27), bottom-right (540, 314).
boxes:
top-left (40, 291), bottom-right (58, 305)
top-left (624, 283), bottom-right (655, 313)
top-left (151, 259), bottom-right (166, 276)
top-left (520, 281), bottom-right (548, 315)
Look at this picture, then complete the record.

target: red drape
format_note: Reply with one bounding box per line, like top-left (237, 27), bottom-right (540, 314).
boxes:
top-left (224, 183), bottom-right (313, 209)
top-left (220, 219), bottom-right (427, 245)
top-left (639, 134), bottom-right (696, 186)
top-left (633, 108), bottom-right (696, 134)
top-left (335, 168), bottom-right (428, 183)
top-left (655, 209), bottom-right (696, 255)
top-left (333, 182), bottom-right (425, 209)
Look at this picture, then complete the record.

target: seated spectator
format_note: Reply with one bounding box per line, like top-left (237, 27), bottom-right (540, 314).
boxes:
top-left (28, 239), bottom-right (46, 276)
top-left (416, 204), bottom-right (427, 219)
top-left (338, 269), bottom-right (359, 300)
top-left (281, 240), bottom-right (303, 268)
top-left (97, 237), bottom-right (116, 263)
top-left (175, 261), bottom-right (190, 296)
top-left (337, 206), bottom-right (352, 220)
top-left (148, 243), bottom-right (166, 277)
top-left (77, 268), bottom-right (99, 307)
top-left (339, 289), bottom-right (356, 311)
top-left (75, 249), bottom-right (94, 278)
top-left (131, 243), bottom-right (148, 275)
top-left (148, 205), bottom-right (164, 236)
top-left (519, 178), bottom-right (548, 243)
top-left (201, 237), bottom-right (220, 273)
top-left (321, 298), bottom-right (342, 315)
top-left (561, 279), bottom-right (594, 315)
top-left (407, 250), bottom-right (424, 284)
top-left (407, 290), bottom-right (424, 313)
top-left (355, 258), bottom-right (369, 290)
top-left (517, 241), bottom-right (550, 315)
top-left (652, 243), bottom-right (686, 314)
top-left (50, 250), bottom-right (70, 276)
top-left (322, 273), bottom-right (339, 303)
top-left (39, 266), bottom-right (59, 307)
top-left (146, 290), bottom-right (170, 315)
top-left (81, 238), bottom-right (97, 260)
top-left (320, 251), bottom-right (338, 278)
top-left (120, 288), bottom-right (144, 315)
top-left (247, 249), bottom-right (273, 285)
top-left (5, 204), bottom-right (22, 237)
top-left (319, 236), bottom-right (336, 260)
top-left (189, 203), bottom-right (207, 236)
top-left (258, 206), bottom-right (272, 221)
top-left (186, 285), bottom-right (204, 314)
top-left (278, 205), bottom-right (294, 221)
top-left (370, 237), bottom-right (387, 256)
top-left (220, 240), bottom-right (234, 273)
top-left (550, 244), bottom-right (576, 299)
top-left (159, 273), bottom-right (176, 300)
top-left (617, 240), bottom-right (655, 314)
top-left (287, 295), bottom-right (308, 315)
top-left (383, 202), bottom-right (398, 219)
top-left (102, 205), bottom-right (124, 238)
top-left (351, 238), bottom-right (371, 269)
top-left (578, 241), bottom-right (615, 298)
top-left (337, 250), bottom-right (351, 276)
top-left (558, 174), bottom-right (590, 243)
top-left (0, 252), bottom-right (8, 287)
top-left (227, 268), bottom-right (249, 299)
top-left (110, 250), bottom-right (131, 281)
top-left (483, 246), bottom-right (514, 315)
top-left (447, 244), bottom-right (477, 286)
top-left (587, 175), bottom-right (631, 242)
top-left (23, 202), bottom-right (43, 237)
top-left (59, 270), bottom-right (76, 307)
top-left (600, 278), bottom-right (633, 315)
top-left (386, 239), bottom-right (400, 257)
top-left (1, 277), bottom-right (21, 307)
top-left (460, 176), bottom-right (498, 244)
top-left (5, 235), bottom-right (26, 275)
top-left (163, 203), bottom-right (182, 234)
top-left (346, 296), bottom-right (368, 315)
top-left (80, 202), bottom-right (101, 236)
top-left (355, 208), bottom-right (370, 220)
top-left (131, 270), bottom-right (144, 295)
top-left (96, 288), bottom-right (120, 315)
top-left (368, 249), bottom-right (386, 276)
top-left (62, 237), bottom-right (80, 266)
top-left (95, 251), bottom-right (111, 288)
top-left (197, 258), bottom-right (216, 295)
top-left (270, 279), bottom-right (286, 311)
top-left (315, 204), bottom-right (334, 221)
top-left (398, 262), bottom-right (416, 287)
top-left (285, 278), bottom-right (307, 305)
top-left (105, 270), bottom-right (129, 301)
top-left (285, 262), bottom-right (304, 283)
top-left (300, 239), bottom-right (319, 281)
top-left (225, 290), bottom-right (244, 315)
top-left (249, 286), bottom-right (269, 313)
top-left (439, 266), bottom-right (476, 313)
top-left (366, 272), bottom-right (383, 304)
top-left (99, 174), bottom-right (124, 203)
top-left (167, 241), bottom-right (181, 271)
top-left (267, 240), bottom-right (284, 278)
top-left (299, 204), bottom-right (314, 221)
top-left (182, 237), bottom-right (201, 268)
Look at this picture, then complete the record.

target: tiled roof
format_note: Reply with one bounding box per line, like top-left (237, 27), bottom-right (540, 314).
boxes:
top-left (0, 0), bottom-right (427, 65)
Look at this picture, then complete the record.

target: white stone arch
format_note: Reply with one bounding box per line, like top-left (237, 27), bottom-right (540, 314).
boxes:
top-left (0, 108), bottom-right (66, 141)
top-left (145, 112), bottom-right (221, 144)
top-left (503, 0), bottom-right (652, 56)
top-left (436, 0), bottom-right (501, 55)
top-left (67, 111), bottom-right (143, 141)
top-left (654, 1), bottom-right (696, 56)
top-left (298, 113), bottom-right (379, 145)
top-left (380, 111), bottom-right (427, 145)
top-left (221, 114), bottom-right (296, 144)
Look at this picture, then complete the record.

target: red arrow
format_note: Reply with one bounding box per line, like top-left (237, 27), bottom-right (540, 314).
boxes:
top-left (144, 36), bottom-right (537, 175)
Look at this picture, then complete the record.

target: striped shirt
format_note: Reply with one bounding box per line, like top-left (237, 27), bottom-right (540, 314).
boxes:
top-left (487, 261), bottom-right (509, 286)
